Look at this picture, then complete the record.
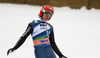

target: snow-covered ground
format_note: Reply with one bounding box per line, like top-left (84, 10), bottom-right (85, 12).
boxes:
top-left (0, 3), bottom-right (100, 58)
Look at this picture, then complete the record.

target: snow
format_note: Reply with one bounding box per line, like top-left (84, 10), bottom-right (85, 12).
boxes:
top-left (0, 3), bottom-right (100, 58)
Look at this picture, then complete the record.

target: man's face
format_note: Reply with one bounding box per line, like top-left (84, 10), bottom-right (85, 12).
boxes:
top-left (43, 14), bottom-right (50, 21)
top-left (42, 10), bottom-right (53, 21)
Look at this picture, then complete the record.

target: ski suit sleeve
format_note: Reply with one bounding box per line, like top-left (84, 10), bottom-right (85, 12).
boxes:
top-left (13, 24), bottom-right (33, 50)
top-left (49, 29), bottom-right (64, 57)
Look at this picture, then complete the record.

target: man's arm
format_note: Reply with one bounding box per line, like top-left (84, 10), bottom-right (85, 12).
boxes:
top-left (49, 29), bottom-right (64, 57)
top-left (49, 30), bottom-right (68, 58)
top-left (7, 24), bottom-right (33, 55)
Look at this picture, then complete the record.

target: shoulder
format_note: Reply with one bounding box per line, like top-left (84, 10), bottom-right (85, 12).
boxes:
top-left (30, 20), bottom-right (39, 23)
top-left (46, 22), bottom-right (51, 25)
top-left (29, 20), bottom-right (41, 28)
top-left (29, 20), bottom-right (40, 25)
top-left (47, 22), bottom-right (54, 29)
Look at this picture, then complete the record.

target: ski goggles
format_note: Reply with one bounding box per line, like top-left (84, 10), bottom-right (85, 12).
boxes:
top-left (44, 10), bottom-right (53, 18)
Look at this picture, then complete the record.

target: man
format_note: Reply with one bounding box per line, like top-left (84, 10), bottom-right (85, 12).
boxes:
top-left (7, 5), bottom-right (67, 58)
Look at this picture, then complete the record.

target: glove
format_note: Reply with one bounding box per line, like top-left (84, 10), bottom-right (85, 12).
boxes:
top-left (7, 48), bottom-right (15, 56)
top-left (59, 56), bottom-right (68, 58)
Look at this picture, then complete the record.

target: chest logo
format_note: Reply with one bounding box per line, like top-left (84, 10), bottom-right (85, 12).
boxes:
top-left (40, 23), bottom-right (47, 30)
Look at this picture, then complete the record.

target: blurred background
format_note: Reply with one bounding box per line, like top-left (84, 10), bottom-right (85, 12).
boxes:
top-left (0, 0), bottom-right (100, 9)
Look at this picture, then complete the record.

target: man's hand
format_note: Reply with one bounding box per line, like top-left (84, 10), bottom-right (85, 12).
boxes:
top-left (7, 48), bottom-right (15, 56)
top-left (59, 56), bottom-right (68, 58)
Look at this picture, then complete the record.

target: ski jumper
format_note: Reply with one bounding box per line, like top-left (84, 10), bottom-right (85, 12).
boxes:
top-left (12, 20), bottom-right (64, 58)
